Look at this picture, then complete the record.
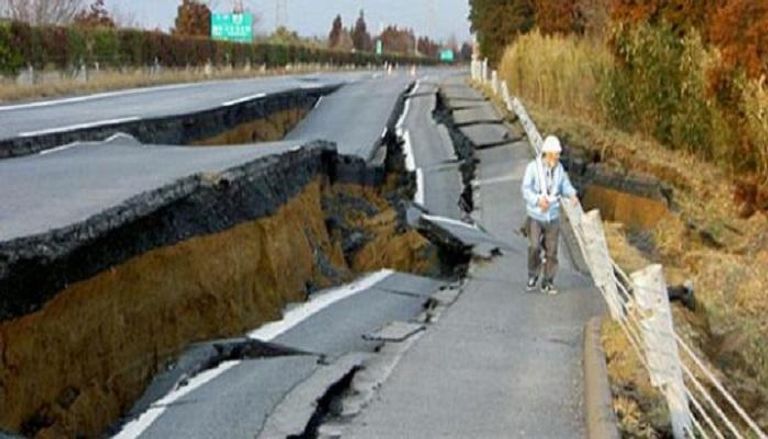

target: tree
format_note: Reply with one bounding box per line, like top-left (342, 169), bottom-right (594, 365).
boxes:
top-left (459, 41), bottom-right (473, 62)
top-left (534, 0), bottom-right (583, 35)
top-left (173, 0), bottom-right (211, 37)
top-left (74, 0), bottom-right (114, 28)
top-left (337, 28), bottom-right (354, 51)
top-left (1, 0), bottom-right (84, 25)
top-left (328, 14), bottom-right (342, 48)
top-left (469, 0), bottom-right (535, 65)
top-left (609, 0), bottom-right (717, 36)
top-left (577, 0), bottom-right (610, 40)
top-left (709, 0), bottom-right (768, 80)
top-left (379, 25), bottom-right (414, 55)
top-left (417, 36), bottom-right (439, 58)
top-left (352, 9), bottom-right (372, 52)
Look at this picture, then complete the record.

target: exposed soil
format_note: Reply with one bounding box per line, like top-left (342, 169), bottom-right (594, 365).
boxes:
top-left (192, 108), bottom-right (310, 145)
top-left (0, 173), bottom-right (442, 438)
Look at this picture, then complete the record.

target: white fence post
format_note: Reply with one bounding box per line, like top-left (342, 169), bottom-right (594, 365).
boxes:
top-left (482, 58), bottom-right (488, 84)
top-left (491, 70), bottom-right (499, 95)
top-left (501, 81), bottom-right (512, 109)
top-left (632, 265), bottom-right (693, 439)
top-left (509, 96), bottom-right (544, 151)
top-left (579, 210), bottom-right (624, 320)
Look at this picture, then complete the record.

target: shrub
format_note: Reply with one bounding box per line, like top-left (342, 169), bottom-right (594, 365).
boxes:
top-left (0, 21), bottom-right (23, 75)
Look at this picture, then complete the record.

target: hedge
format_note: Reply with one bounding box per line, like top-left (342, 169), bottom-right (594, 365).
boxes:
top-left (0, 21), bottom-right (435, 76)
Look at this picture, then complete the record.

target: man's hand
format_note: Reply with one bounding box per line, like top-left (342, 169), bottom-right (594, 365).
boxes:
top-left (538, 196), bottom-right (550, 211)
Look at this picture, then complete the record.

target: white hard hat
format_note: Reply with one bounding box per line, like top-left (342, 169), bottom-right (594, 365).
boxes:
top-left (542, 135), bottom-right (562, 154)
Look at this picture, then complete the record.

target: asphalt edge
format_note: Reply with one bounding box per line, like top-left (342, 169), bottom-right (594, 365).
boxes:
top-left (583, 315), bottom-right (621, 439)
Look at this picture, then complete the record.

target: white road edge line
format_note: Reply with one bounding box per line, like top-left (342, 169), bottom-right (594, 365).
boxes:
top-left (38, 143), bottom-right (79, 156)
top-left (112, 361), bottom-right (240, 439)
top-left (112, 269), bottom-right (394, 439)
top-left (19, 116), bottom-right (140, 138)
top-left (0, 82), bottom-right (207, 112)
top-left (249, 269), bottom-right (394, 341)
top-left (415, 168), bottom-right (425, 205)
top-left (422, 213), bottom-right (481, 230)
top-left (402, 130), bottom-right (416, 172)
top-left (222, 92), bottom-right (267, 107)
top-left (395, 93), bottom-right (412, 135)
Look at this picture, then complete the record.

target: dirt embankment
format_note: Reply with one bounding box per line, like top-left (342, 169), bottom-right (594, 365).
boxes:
top-left (0, 143), bottom-right (443, 438)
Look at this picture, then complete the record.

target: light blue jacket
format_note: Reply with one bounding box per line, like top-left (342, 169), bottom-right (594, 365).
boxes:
top-left (521, 159), bottom-right (577, 223)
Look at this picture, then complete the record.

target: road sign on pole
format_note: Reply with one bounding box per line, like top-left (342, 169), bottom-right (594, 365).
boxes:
top-left (440, 49), bottom-right (455, 63)
top-left (211, 13), bottom-right (253, 43)
top-left (376, 40), bottom-right (383, 56)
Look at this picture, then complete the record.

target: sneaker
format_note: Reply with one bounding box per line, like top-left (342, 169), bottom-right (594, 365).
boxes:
top-left (541, 281), bottom-right (559, 295)
top-left (526, 276), bottom-right (538, 292)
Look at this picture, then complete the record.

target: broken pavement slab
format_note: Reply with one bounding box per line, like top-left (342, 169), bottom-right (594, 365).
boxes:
top-left (459, 123), bottom-right (520, 149)
top-left (373, 272), bottom-right (447, 298)
top-left (363, 321), bottom-right (426, 342)
top-left (256, 353), bottom-right (371, 438)
top-left (452, 106), bottom-right (504, 126)
top-left (407, 205), bottom-right (517, 258)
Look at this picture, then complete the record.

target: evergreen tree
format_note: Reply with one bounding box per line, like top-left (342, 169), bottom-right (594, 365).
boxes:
top-left (328, 14), bottom-right (343, 48)
top-left (352, 9), bottom-right (372, 51)
top-left (469, 0), bottom-right (535, 65)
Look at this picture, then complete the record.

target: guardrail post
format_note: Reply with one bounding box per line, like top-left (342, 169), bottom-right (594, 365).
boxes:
top-left (631, 265), bottom-right (692, 439)
top-left (509, 97), bottom-right (544, 151)
top-left (491, 70), bottom-right (499, 95)
top-left (501, 81), bottom-right (512, 109)
top-left (482, 58), bottom-right (488, 84)
top-left (578, 210), bottom-right (624, 320)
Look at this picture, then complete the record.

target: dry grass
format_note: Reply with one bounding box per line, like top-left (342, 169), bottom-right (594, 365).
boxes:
top-left (602, 319), bottom-right (671, 437)
top-left (498, 30), bottom-right (612, 122)
top-left (0, 64), bottom-right (339, 104)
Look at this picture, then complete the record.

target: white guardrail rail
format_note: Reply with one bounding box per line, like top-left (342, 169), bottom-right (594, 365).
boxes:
top-left (471, 58), bottom-right (767, 439)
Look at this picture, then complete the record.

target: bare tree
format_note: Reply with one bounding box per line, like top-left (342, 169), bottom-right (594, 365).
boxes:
top-left (2, 0), bottom-right (84, 25)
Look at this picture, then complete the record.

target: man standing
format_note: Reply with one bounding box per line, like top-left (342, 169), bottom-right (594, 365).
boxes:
top-left (521, 135), bottom-right (578, 295)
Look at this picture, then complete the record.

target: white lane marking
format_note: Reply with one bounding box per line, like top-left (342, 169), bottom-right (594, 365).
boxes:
top-left (112, 361), bottom-right (240, 439)
top-left (415, 168), bottom-right (425, 205)
top-left (112, 270), bottom-right (394, 439)
top-left (402, 130), bottom-right (416, 172)
top-left (422, 213), bottom-right (481, 230)
top-left (0, 82), bottom-right (206, 112)
top-left (19, 116), bottom-right (140, 138)
top-left (222, 92), bottom-right (267, 107)
top-left (39, 143), bottom-right (79, 155)
top-left (395, 95), bottom-right (412, 135)
top-left (312, 96), bottom-right (323, 110)
top-left (249, 269), bottom-right (394, 340)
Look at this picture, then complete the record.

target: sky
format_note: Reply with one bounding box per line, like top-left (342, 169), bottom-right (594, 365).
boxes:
top-left (115, 0), bottom-right (472, 43)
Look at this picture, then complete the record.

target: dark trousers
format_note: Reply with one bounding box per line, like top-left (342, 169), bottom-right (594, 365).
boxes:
top-left (527, 217), bottom-right (560, 282)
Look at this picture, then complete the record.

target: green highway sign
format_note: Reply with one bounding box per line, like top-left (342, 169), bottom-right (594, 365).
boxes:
top-left (211, 13), bottom-right (253, 43)
top-left (376, 40), bottom-right (383, 56)
top-left (440, 49), bottom-right (455, 63)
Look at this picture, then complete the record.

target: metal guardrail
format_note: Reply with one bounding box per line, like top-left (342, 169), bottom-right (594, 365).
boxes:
top-left (471, 58), bottom-right (767, 439)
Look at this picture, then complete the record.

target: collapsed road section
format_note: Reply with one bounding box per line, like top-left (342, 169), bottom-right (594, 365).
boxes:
top-left (0, 70), bottom-right (518, 438)
top-left (0, 135), bottom-right (447, 438)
